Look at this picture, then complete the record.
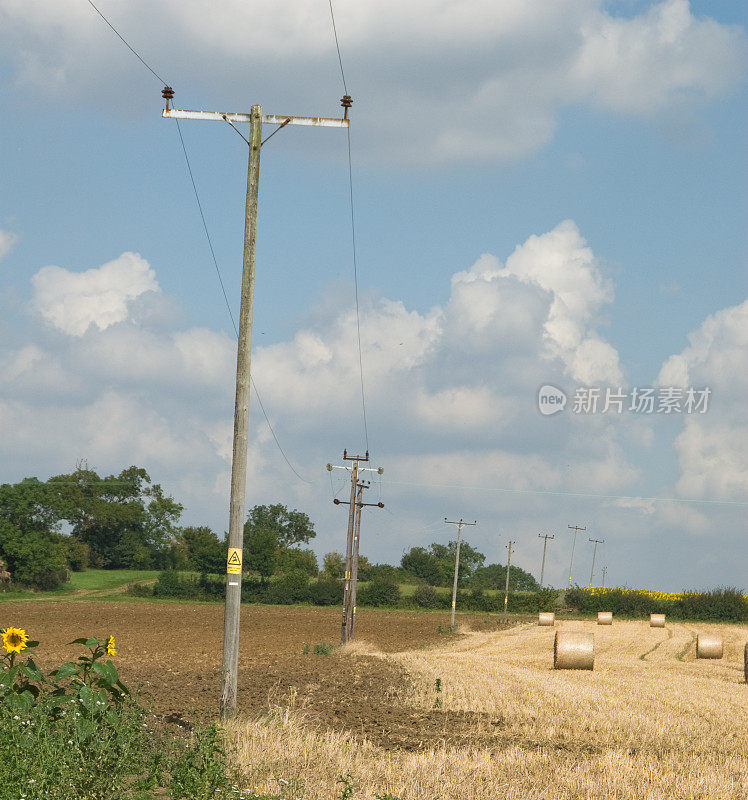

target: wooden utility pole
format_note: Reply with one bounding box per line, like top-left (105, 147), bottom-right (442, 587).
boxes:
top-left (348, 481), bottom-right (365, 639)
top-left (588, 538), bottom-right (604, 587)
top-left (537, 533), bottom-right (554, 590)
top-left (502, 540), bottom-right (516, 623)
top-left (443, 518), bottom-right (477, 630)
top-left (601, 565), bottom-right (607, 588)
top-left (162, 89), bottom-right (350, 719)
top-left (567, 524), bottom-right (586, 587)
top-left (328, 452), bottom-right (383, 643)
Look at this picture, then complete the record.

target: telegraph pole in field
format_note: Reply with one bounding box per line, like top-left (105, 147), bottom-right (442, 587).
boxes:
top-left (601, 565), bottom-right (607, 588)
top-left (567, 524), bottom-right (586, 587)
top-left (328, 452), bottom-right (384, 643)
top-left (161, 89), bottom-right (351, 719)
top-left (537, 533), bottom-right (554, 590)
top-left (502, 540), bottom-right (516, 623)
top-left (588, 538), bottom-right (604, 587)
top-left (443, 518), bottom-right (477, 630)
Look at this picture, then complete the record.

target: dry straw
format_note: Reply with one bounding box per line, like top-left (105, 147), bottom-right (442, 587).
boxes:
top-left (695, 633), bottom-right (723, 659)
top-left (597, 611), bottom-right (613, 625)
top-left (554, 631), bottom-right (594, 670)
top-left (650, 613), bottom-right (666, 628)
top-left (538, 612), bottom-right (555, 626)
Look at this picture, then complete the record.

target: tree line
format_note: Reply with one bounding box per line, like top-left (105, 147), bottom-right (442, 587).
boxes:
top-left (0, 465), bottom-right (538, 592)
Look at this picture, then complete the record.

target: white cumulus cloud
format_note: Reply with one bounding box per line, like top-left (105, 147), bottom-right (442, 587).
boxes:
top-left (0, 0), bottom-right (744, 164)
top-left (657, 298), bottom-right (748, 501)
top-left (31, 252), bottom-right (159, 336)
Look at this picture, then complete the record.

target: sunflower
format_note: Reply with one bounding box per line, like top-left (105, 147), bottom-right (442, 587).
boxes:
top-left (106, 635), bottom-right (116, 657)
top-left (2, 627), bottom-right (29, 655)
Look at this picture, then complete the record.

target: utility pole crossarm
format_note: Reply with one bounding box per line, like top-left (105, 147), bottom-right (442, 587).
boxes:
top-left (163, 108), bottom-right (350, 128)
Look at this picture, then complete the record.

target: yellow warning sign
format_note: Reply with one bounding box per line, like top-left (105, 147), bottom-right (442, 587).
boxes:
top-left (227, 548), bottom-right (243, 575)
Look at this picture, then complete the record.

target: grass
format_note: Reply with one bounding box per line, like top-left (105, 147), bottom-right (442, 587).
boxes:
top-left (69, 569), bottom-right (161, 592)
top-left (224, 619), bottom-right (748, 799)
top-left (0, 569), bottom-right (161, 603)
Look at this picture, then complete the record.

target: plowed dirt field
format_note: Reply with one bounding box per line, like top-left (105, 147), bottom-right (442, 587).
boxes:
top-left (1, 600), bottom-right (500, 742)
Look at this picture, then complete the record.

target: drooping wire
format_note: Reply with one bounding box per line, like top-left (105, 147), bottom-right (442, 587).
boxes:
top-left (84, 0), bottom-right (309, 485)
top-left (175, 120), bottom-right (310, 485)
top-left (327, 0), bottom-right (348, 94)
top-left (327, 0), bottom-right (370, 453)
top-left (175, 119), bottom-right (238, 335)
top-left (85, 0), bottom-right (167, 85)
top-left (382, 479), bottom-right (748, 508)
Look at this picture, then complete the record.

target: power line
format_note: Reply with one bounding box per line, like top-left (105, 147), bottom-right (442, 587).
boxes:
top-left (175, 119), bottom-right (238, 336)
top-left (382, 479), bottom-right (748, 507)
top-left (346, 127), bottom-right (370, 453)
top-left (85, 0), bottom-right (167, 85)
top-left (327, 0), bottom-right (370, 454)
top-left (175, 119), bottom-right (310, 485)
top-left (327, 0), bottom-right (348, 94)
top-left (84, 0), bottom-right (309, 485)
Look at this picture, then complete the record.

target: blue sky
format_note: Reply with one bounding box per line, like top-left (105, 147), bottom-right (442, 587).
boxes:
top-left (1, 0), bottom-right (746, 590)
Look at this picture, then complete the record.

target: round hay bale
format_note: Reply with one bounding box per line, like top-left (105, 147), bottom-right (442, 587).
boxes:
top-left (554, 631), bottom-right (594, 670)
top-left (597, 611), bottom-right (613, 625)
top-left (538, 612), bottom-right (555, 626)
top-left (650, 613), bottom-right (666, 628)
top-left (696, 633), bottom-right (723, 659)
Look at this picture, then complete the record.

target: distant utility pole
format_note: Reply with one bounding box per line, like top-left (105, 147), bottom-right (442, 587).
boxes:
top-left (588, 538), bottom-right (604, 587)
top-left (601, 565), bottom-right (607, 588)
top-left (161, 89), bottom-right (351, 719)
top-left (502, 541), bottom-right (516, 623)
top-left (567, 525), bottom-right (586, 587)
top-left (328, 451), bottom-right (384, 643)
top-left (537, 533), bottom-right (555, 590)
top-left (444, 518), bottom-right (477, 630)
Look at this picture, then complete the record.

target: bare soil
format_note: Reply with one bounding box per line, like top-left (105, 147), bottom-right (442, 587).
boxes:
top-left (2, 600), bottom-right (504, 747)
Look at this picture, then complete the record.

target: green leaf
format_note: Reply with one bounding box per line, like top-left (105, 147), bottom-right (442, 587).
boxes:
top-left (68, 637), bottom-right (90, 645)
top-left (51, 661), bottom-right (80, 680)
top-left (5, 689), bottom-right (33, 714)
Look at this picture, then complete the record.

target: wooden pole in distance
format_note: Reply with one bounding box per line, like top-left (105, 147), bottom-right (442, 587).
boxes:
top-left (503, 540), bottom-right (515, 623)
top-left (538, 533), bottom-right (554, 590)
top-left (444, 518), bottom-right (477, 630)
top-left (588, 538), bottom-right (604, 588)
top-left (220, 104), bottom-right (262, 719)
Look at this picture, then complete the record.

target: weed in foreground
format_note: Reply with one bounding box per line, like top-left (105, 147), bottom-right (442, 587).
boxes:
top-left (0, 625), bottom-right (239, 800)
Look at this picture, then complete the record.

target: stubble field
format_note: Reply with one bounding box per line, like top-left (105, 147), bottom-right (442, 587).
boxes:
top-left (3, 601), bottom-right (746, 799)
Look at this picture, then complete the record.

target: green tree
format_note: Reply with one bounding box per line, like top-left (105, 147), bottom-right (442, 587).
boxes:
top-left (245, 504), bottom-right (316, 548)
top-left (243, 526), bottom-right (278, 583)
top-left (0, 521), bottom-right (69, 590)
top-left (48, 465), bottom-right (183, 569)
top-left (401, 547), bottom-right (447, 585)
top-left (0, 478), bottom-right (70, 589)
top-left (469, 563), bottom-right (539, 591)
top-left (276, 547), bottom-right (318, 577)
top-left (179, 526), bottom-right (227, 574)
top-left (356, 555), bottom-right (373, 581)
top-left (430, 540), bottom-right (485, 586)
top-left (321, 551), bottom-right (345, 580)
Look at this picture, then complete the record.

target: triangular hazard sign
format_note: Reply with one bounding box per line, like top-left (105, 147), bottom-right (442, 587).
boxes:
top-left (227, 550), bottom-right (241, 565)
